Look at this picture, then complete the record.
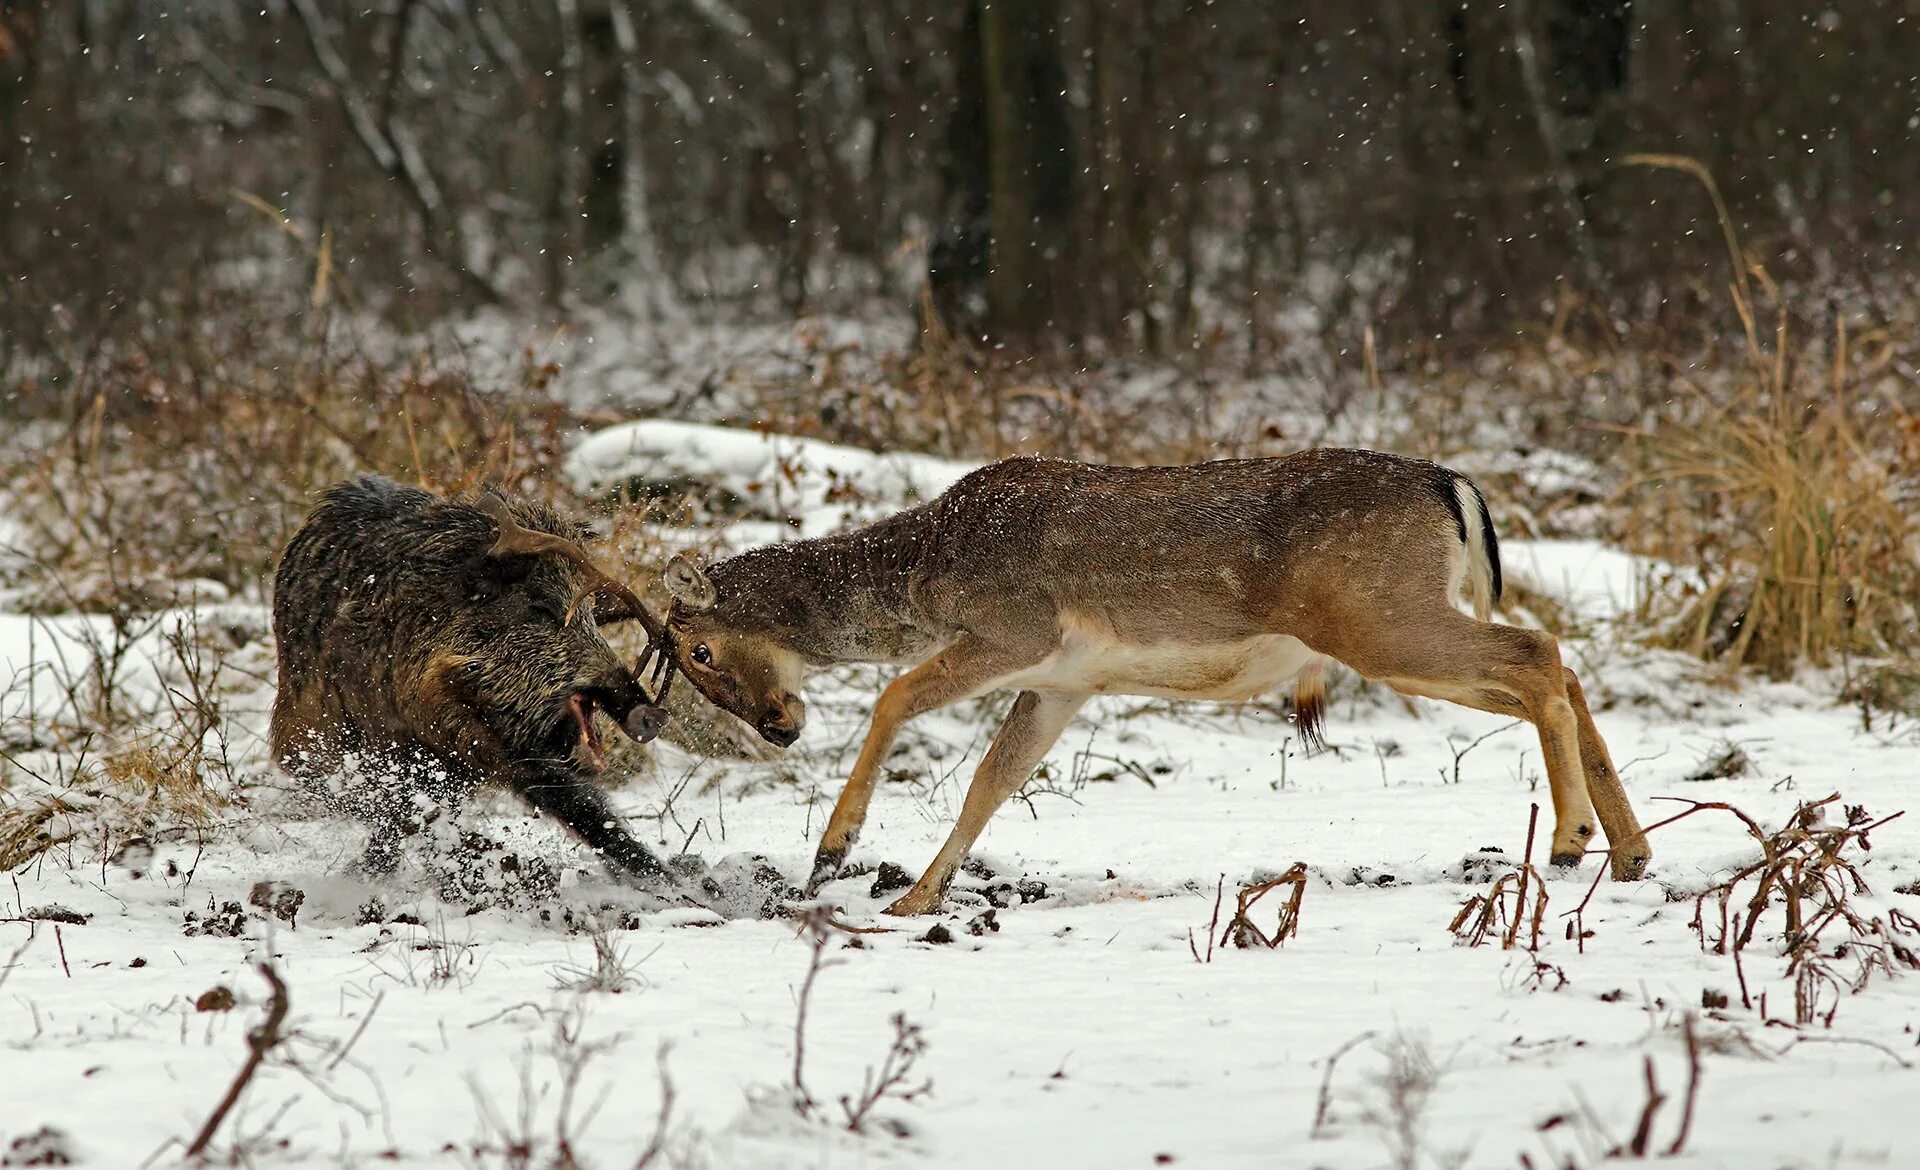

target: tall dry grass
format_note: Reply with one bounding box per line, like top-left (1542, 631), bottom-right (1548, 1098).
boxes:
top-left (1628, 329), bottom-right (1918, 676)
top-left (1607, 159), bottom-right (1920, 692)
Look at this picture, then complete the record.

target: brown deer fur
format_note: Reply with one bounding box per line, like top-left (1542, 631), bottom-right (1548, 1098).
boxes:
top-left (661, 449), bottom-right (1652, 915)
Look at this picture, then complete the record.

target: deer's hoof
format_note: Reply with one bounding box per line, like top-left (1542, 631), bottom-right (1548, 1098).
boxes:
top-left (1610, 850), bottom-right (1652, 882)
top-left (882, 889), bottom-right (944, 917)
top-left (803, 851), bottom-right (846, 897)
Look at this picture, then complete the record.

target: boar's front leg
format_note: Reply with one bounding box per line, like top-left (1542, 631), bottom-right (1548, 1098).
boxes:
top-left (511, 769), bottom-right (671, 884)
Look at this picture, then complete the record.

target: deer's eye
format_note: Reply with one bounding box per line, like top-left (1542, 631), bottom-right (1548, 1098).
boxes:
top-left (691, 643), bottom-right (713, 666)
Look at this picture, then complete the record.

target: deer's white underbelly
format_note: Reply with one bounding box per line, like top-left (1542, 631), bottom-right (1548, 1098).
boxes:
top-left (999, 624), bottom-right (1317, 701)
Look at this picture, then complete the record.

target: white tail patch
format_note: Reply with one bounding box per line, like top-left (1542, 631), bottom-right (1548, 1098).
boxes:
top-left (1453, 477), bottom-right (1495, 621)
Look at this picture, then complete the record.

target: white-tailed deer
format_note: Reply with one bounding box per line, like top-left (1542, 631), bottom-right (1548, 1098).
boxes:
top-left (658, 449), bottom-right (1651, 915)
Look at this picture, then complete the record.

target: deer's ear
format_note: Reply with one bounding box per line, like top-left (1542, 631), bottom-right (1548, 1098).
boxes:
top-left (664, 554), bottom-right (717, 612)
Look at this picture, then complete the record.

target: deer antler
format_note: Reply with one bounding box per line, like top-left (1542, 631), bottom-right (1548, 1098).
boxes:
top-left (476, 493), bottom-right (671, 656)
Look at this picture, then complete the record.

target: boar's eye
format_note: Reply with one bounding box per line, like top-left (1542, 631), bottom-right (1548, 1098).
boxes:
top-left (691, 643), bottom-right (712, 666)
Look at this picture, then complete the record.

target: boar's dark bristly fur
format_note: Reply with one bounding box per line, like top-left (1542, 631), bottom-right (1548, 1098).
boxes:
top-left (270, 475), bottom-right (670, 883)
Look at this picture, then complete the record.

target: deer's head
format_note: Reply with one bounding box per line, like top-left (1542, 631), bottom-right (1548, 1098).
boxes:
top-left (661, 554), bottom-right (808, 747)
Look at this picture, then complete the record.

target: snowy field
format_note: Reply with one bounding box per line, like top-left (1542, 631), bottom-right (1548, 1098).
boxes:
top-left (3, 424), bottom-right (1918, 1169)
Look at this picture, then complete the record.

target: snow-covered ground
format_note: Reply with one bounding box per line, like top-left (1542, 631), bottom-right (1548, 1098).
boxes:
top-left (3, 424), bottom-right (1917, 1169)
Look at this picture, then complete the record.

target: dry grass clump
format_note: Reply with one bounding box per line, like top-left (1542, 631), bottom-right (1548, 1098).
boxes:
top-left (1622, 334), bottom-right (1919, 680)
top-left (1, 309), bottom-right (583, 612)
top-left (1189, 863), bottom-right (1310, 962)
top-left (719, 294), bottom-right (1251, 466)
top-left (0, 608), bottom-right (256, 869)
top-left (92, 735), bottom-right (240, 836)
top-left (0, 793), bottom-right (86, 871)
top-left (1223, 862), bottom-right (1310, 950)
top-left (1450, 856), bottom-right (1550, 953)
top-left (1598, 161), bottom-right (1920, 690)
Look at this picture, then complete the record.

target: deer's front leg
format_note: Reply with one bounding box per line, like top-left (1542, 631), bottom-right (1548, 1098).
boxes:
top-left (808, 634), bottom-right (1049, 895)
top-left (885, 688), bottom-right (1087, 916)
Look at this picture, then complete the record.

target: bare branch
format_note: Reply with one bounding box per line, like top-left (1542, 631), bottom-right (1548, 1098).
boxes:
top-left (185, 962), bottom-right (292, 1159)
top-left (290, 0), bottom-right (503, 303)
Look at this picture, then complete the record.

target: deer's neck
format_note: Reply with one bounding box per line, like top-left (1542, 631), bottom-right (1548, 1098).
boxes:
top-left (710, 516), bottom-right (940, 666)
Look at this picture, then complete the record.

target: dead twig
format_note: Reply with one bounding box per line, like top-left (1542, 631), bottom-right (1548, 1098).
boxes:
top-left (1451, 804), bottom-right (1548, 952)
top-left (787, 905), bottom-right (933, 1131)
top-left (1770, 1033), bottom-right (1914, 1068)
top-left (1310, 1030), bottom-right (1376, 1138)
top-left (1439, 720), bottom-right (1522, 786)
top-left (325, 991), bottom-right (383, 1073)
top-left (789, 906), bottom-right (837, 1116)
top-left (633, 1044), bottom-right (679, 1168)
top-left (1663, 1015), bottom-right (1703, 1156)
top-left (1613, 1055), bottom-right (1666, 1158)
top-left (1223, 863), bottom-right (1308, 950)
top-left (1189, 875), bottom-right (1224, 964)
top-left (839, 1012), bottom-right (931, 1132)
top-left (0, 927), bottom-right (33, 992)
top-left (185, 962), bottom-right (291, 1159)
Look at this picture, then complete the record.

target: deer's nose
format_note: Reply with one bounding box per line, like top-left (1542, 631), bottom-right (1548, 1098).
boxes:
top-left (758, 695), bottom-right (804, 747)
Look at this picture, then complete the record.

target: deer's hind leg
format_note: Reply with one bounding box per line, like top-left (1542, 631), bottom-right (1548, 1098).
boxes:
top-left (1306, 610), bottom-right (1646, 877)
top-left (1560, 667), bottom-right (1651, 878)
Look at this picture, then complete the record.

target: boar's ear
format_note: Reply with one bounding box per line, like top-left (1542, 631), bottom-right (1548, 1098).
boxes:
top-left (663, 553), bottom-right (717, 612)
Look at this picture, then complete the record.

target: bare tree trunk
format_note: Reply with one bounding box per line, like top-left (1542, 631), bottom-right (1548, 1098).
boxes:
top-left (290, 0), bottom-right (503, 303)
top-left (547, 0), bottom-right (586, 308)
top-left (0, 0), bottom-right (52, 328)
top-left (776, 12), bottom-right (812, 315)
top-left (0, 3), bottom-right (47, 220)
top-left (927, 1), bottom-right (989, 340)
top-left (977, 0), bottom-right (1072, 344)
top-left (607, 0), bottom-right (666, 315)
top-left (1129, 18), bottom-right (1161, 351)
top-left (1712, 0), bottom-right (1810, 261)
top-left (1089, 4), bottom-right (1123, 339)
top-left (978, 1), bottom-right (1030, 336)
top-left (1507, 0), bottom-right (1605, 295)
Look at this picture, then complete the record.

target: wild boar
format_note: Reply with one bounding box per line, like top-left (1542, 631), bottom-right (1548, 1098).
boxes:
top-left (270, 475), bottom-right (672, 883)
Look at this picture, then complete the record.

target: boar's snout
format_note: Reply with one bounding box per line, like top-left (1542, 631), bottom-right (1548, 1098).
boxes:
top-left (623, 703), bottom-right (668, 742)
top-left (564, 659), bottom-right (668, 769)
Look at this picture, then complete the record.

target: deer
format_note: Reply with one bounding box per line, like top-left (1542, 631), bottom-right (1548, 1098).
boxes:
top-left (654, 448), bottom-right (1653, 916)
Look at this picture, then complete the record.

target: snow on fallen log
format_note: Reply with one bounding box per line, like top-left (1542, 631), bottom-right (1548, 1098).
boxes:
top-left (565, 419), bottom-right (979, 537)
